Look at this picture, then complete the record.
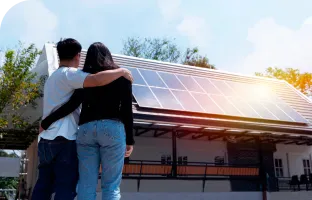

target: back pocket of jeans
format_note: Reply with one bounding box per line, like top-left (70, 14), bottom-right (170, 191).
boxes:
top-left (99, 120), bottom-right (125, 142)
top-left (76, 126), bottom-right (87, 144)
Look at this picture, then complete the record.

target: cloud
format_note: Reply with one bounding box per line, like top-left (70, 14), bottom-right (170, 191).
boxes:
top-left (2, 0), bottom-right (58, 47)
top-left (0, 51), bottom-right (4, 66)
top-left (240, 17), bottom-right (312, 74)
top-left (80, 0), bottom-right (126, 7)
top-left (157, 1), bottom-right (211, 50)
top-left (177, 16), bottom-right (210, 49)
top-left (0, 0), bottom-right (16, 20)
top-left (157, 0), bottom-right (181, 22)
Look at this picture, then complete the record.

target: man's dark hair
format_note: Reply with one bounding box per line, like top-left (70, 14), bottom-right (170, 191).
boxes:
top-left (57, 38), bottom-right (82, 60)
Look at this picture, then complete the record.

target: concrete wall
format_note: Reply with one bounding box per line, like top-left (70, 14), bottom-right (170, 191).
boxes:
top-left (92, 192), bottom-right (263, 200)
top-left (274, 144), bottom-right (312, 177)
top-left (75, 191), bottom-right (312, 200)
top-left (95, 191), bottom-right (312, 200)
top-left (269, 191), bottom-right (312, 200)
top-left (118, 180), bottom-right (231, 193)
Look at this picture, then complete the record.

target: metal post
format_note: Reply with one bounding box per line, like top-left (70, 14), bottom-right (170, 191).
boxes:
top-left (286, 153), bottom-right (290, 177)
top-left (257, 137), bottom-right (267, 200)
top-left (172, 130), bottom-right (177, 177)
top-left (137, 161), bottom-right (143, 192)
top-left (202, 163), bottom-right (208, 192)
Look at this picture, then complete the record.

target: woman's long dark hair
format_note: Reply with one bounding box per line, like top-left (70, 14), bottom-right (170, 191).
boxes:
top-left (83, 42), bottom-right (119, 74)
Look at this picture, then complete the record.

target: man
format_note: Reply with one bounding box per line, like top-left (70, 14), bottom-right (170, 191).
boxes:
top-left (31, 38), bottom-right (133, 200)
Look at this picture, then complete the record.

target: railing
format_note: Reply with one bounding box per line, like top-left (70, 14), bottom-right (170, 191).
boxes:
top-left (276, 176), bottom-right (312, 191)
top-left (0, 189), bottom-right (16, 200)
top-left (99, 160), bottom-right (261, 192)
top-left (176, 163), bottom-right (259, 177)
top-left (123, 160), bottom-right (172, 176)
top-left (101, 160), bottom-right (259, 179)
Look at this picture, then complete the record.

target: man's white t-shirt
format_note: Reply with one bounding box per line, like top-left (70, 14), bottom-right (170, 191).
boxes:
top-left (39, 67), bottom-right (89, 141)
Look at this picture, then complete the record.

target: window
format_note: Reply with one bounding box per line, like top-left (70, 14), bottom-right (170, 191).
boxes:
top-left (178, 156), bottom-right (182, 165)
top-left (303, 159), bottom-right (311, 175)
top-left (183, 156), bottom-right (188, 165)
top-left (215, 156), bottom-right (225, 166)
top-left (161, 155), bottom-right (172, 165)
top-left (274, 159), bottom-right (284, 177)
top-left (177, 156), bottom-right (188, 165)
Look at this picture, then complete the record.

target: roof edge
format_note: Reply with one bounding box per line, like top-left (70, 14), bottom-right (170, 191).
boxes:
top-left (110, 53), bottom-right (286, 84)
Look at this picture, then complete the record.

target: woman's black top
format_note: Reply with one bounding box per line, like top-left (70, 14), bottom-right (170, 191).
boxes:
top-left (41, 77), bottom-right (134, 145)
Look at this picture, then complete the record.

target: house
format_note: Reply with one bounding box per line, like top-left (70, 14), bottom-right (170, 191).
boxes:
top-left (3, 43), bottom-right (312, 200)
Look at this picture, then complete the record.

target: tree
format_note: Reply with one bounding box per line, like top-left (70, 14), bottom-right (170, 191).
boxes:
top-left (121, 37), bottom-right (216, 69)
top-left (122, 37), bottom-right (181, 63)
top-left (0, 42), bottom-right (44, 130)
top-left (183, 47), bottom-right (216, 69)
top-left (255, 67), bottom-right (312, 96)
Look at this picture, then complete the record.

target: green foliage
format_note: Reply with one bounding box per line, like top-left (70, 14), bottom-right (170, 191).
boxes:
top-left (0, 42), bottom-right (44, 129)
top-left (122, 37), bottom-right (181, 63)
top-left (255, 67), bottom-right (312, 96)
top-left (122, 37), bottom-right (216, 69)
top-left (0, 177), bottom-right (18, 189)
top-left (183, 47), bottom-right (216, 69)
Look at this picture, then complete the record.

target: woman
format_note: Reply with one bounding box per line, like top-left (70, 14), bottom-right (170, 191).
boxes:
top-left (41, 42), bottom-right (134, 200)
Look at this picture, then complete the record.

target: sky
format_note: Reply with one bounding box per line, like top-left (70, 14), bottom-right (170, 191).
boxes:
top-left (1, 0), bottom-right (312, 75)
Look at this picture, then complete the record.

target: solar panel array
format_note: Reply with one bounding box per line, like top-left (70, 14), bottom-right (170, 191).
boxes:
top-left (123, 66), bottom-right (309, 124)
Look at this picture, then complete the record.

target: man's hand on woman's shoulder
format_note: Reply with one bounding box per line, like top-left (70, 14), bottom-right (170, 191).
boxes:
top-left (120, 68), bottom-right (133, 83)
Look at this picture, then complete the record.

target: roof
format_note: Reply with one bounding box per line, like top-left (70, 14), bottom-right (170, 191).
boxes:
top-left (82, 49), bottom-right (312, 139)
top-left (2, 44), bottom-right (312, 150)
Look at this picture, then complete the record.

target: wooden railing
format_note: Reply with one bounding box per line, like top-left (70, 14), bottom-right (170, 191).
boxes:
top-left (177, 165), bottom-right (259, 176)
top-left (123, 163), bottom-right (172, 175)
top-left (99, 160), bottom-right (260, 178)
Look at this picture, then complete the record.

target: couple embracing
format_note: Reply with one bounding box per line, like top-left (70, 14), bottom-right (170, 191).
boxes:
top-left (31, 38), bottom-right (135, 200)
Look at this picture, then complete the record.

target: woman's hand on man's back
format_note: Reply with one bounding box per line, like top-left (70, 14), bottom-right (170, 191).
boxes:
top-left (125, 145), bottom-right (133, 157)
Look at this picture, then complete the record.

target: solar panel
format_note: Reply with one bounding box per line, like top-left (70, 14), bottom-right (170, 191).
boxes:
top-left (227, 97), bottom-right (260, 118)
top-left (171, 90), bottom-right (204, 112)
top-left (176, 75), bottom-right (204, 93)
top-left (150, 88), bottom-right (182, 110)
top-left (194, 77), bottom-right (222, 95)
top-left (132, 85), bottom-right (161, 108)
top-left (209, 95), bottom-right (241, 116)
top-left (158, 72), bottom-right (185, 90)
top-left (125, 66), bottom-right (309, 124)
top-left (192, 93), bottom-right (224, 114)
top-left (209, 79), bottom-right (237, 97)
top-left (123, 67), bottom-right (146, 85)
top-left (139, 69), bottom-right (166, 87)
top-left (277, 103), bottom-right (308, 123)
top-left (260, 102), bottom-right (293, 122)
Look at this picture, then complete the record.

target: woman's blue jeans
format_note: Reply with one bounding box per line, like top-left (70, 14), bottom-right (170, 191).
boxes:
top-left (76, 119), bottom-right (126, 200)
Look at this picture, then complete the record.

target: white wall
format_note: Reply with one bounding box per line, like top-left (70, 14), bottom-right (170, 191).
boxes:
top-left (95, 138), bottom-right (231, 195)
top-left (0, 157), bottom-right (20, 177)
top-left (131, 136), bottom-right (227, 162)
top-left (274, 144), bottom-right (312, 177)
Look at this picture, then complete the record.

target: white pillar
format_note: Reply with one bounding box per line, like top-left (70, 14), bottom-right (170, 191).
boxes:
top-left (26, 138), bottom-right (38, 196)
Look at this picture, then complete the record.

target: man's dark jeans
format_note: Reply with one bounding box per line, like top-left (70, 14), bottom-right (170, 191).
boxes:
top-left (31, 136), bottom-right (79, 200)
